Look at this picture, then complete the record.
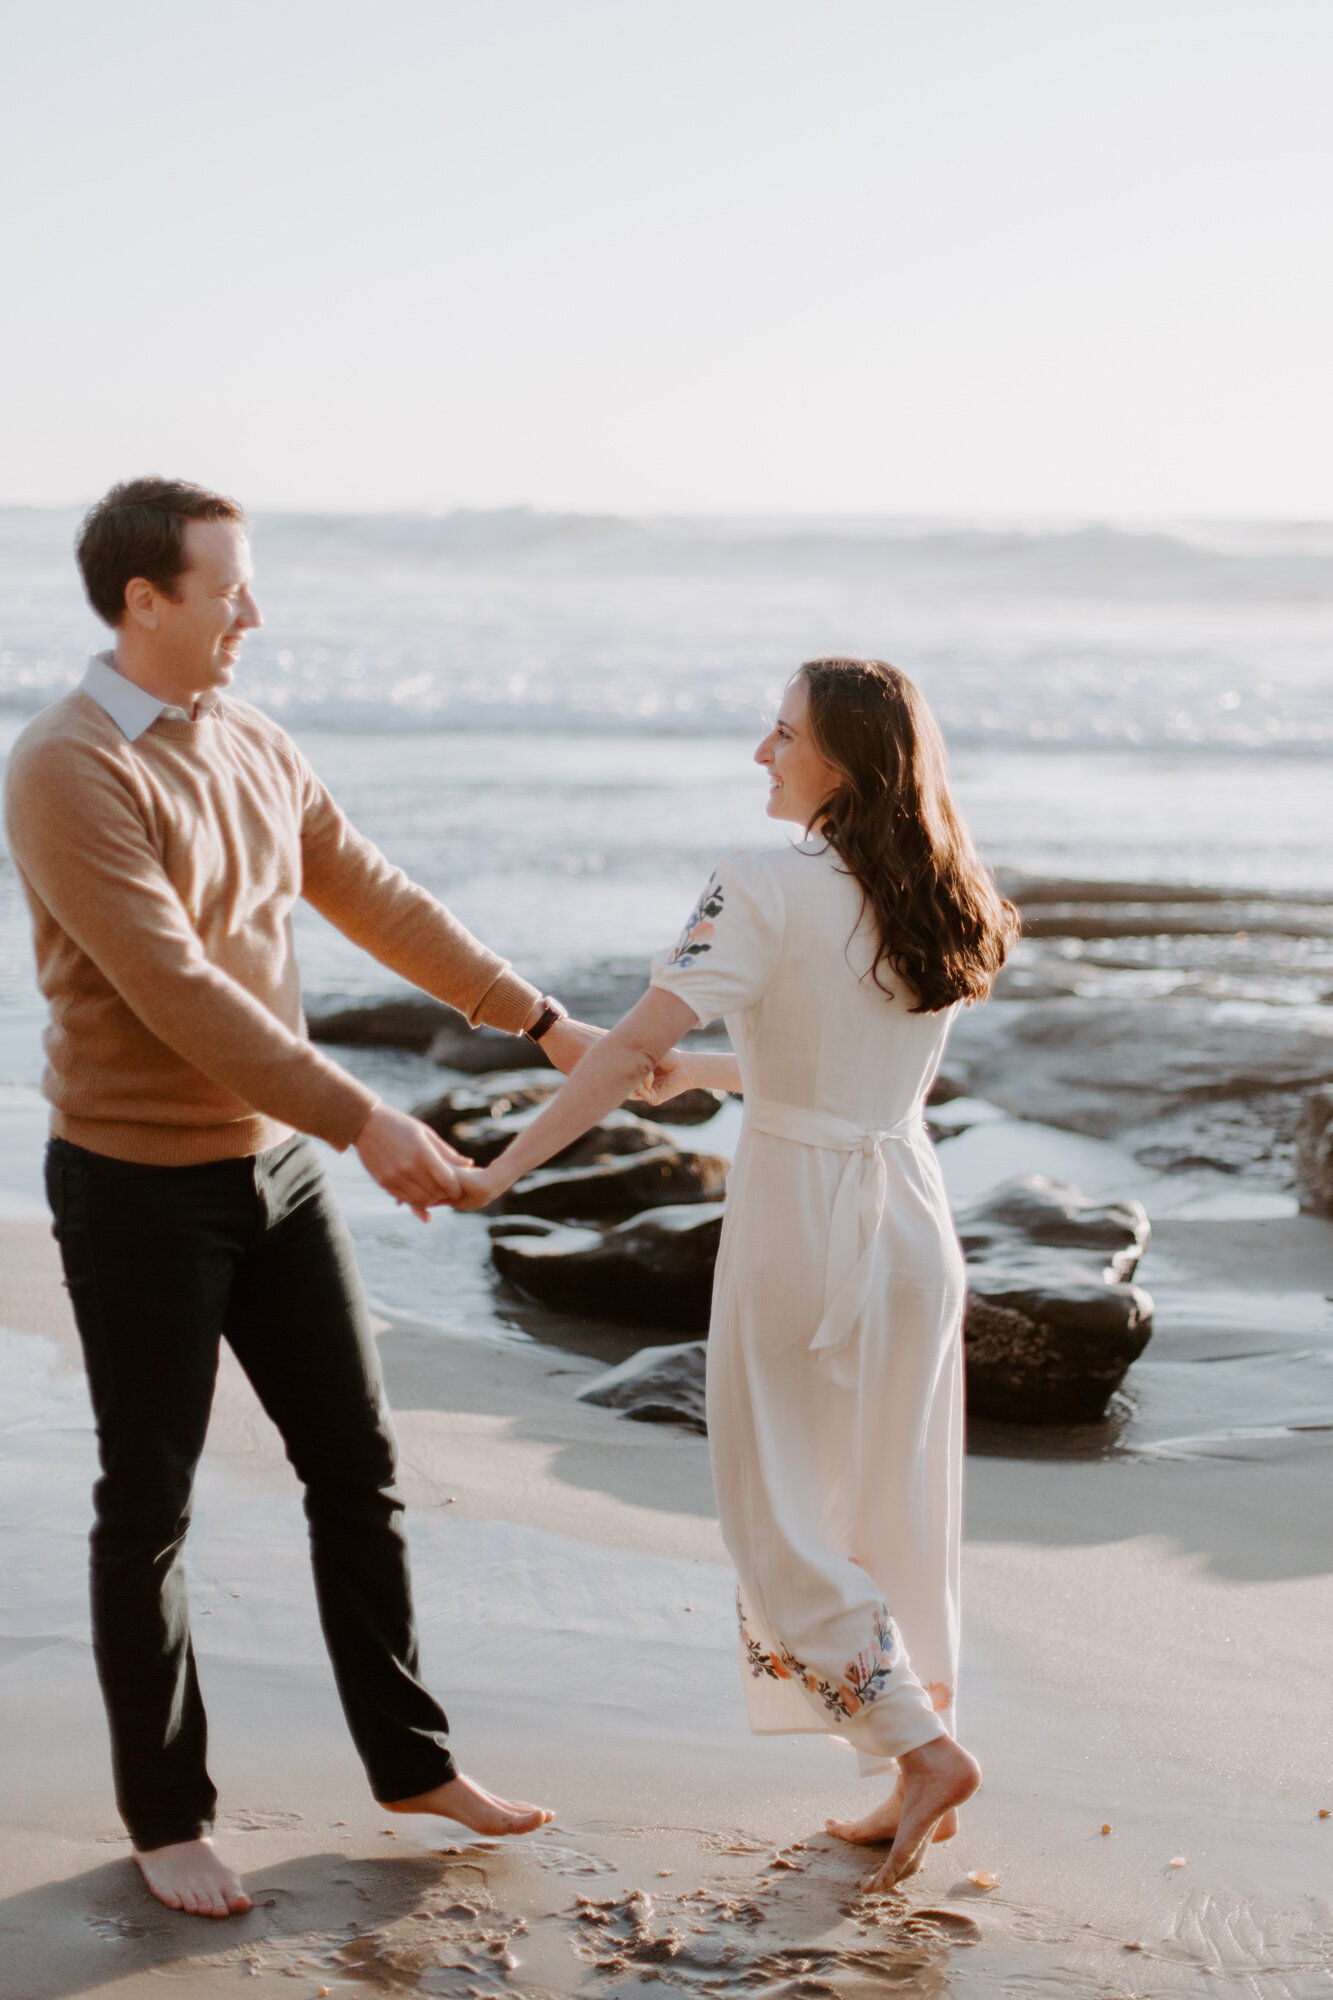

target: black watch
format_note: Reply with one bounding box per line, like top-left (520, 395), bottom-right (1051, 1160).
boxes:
top-left (523, 995), bottom-right (569, 1044)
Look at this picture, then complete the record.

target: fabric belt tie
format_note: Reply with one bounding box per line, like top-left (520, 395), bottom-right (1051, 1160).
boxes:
top-left (746, 1097), bottom-right (923, 1367)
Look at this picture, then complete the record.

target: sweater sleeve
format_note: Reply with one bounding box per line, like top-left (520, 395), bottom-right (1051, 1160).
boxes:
top-left (295, 759), bottom-right (540, 1032)
top-left (4, 735), bottom-right (379, 1150)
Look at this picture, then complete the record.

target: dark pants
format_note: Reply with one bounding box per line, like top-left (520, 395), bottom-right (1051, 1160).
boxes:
top-left (45, 1133), bottom-right (456, 1852)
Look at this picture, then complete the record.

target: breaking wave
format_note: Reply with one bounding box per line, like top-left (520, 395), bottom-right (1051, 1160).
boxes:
top-left (3, 507), bottom-right (1331, 750)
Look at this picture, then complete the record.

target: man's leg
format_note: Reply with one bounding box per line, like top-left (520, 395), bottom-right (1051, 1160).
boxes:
top-left (224, 1137), bottom-right (550, 1833)
top-left (45, 1139), bottom-right (255, 1915)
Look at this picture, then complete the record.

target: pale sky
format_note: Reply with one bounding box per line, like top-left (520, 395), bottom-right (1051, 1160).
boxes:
top-left (2, 0), bottom-right (1330, 517)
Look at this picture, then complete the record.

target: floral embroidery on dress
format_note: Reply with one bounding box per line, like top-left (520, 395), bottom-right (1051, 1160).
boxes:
top-left (737, 1593), bottom-right (900, 1720)
top-left (665, 872), bottom-right (725, 967)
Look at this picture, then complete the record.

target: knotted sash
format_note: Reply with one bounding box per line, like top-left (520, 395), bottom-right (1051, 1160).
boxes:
top-left (745, 1097), bottom-right (923, 1372)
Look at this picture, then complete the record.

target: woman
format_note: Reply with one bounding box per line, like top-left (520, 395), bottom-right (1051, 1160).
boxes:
top-left (450, 658), bottom-right (1018, 1890)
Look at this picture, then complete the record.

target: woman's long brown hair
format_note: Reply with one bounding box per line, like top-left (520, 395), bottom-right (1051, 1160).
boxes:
top-left (799, 657), bottom-right (1019, 1013)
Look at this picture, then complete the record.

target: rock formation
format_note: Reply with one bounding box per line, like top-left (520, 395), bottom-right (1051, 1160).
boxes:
top-left (1295, 1085), bottom-right (1333, 1216)
top-left (954, 1176), bottom-right (1153, 1424)
top-left (491, 1204), bottom-right (724, 1329)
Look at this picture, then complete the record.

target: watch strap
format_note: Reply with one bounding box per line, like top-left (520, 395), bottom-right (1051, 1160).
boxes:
top-left (524, 996), bottom-right (568, 1044)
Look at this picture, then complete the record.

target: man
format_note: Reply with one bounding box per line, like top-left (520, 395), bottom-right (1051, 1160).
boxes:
top-left (2, 477), bottom-right (603, 1919)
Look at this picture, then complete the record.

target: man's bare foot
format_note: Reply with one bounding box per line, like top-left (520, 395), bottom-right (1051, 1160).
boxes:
top-left (827, 1737), bottom-right (980, 1893)
top-left (133, 1838), bottom-right (251, 1918)
top-left (827, 1772), bottom-right (960, 1848)
top-left (383, 1772), bottom-right (554, 1837)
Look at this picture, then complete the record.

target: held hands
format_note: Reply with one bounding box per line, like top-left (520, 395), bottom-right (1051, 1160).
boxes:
top-left (446, 1162), bottom-right (511, 1212)
top-left (354, 1015), bottom-right (699, 1219)
top-left (539, 1015), bottom-right (689, 1107)
top-left (353, 1103), bottom-right (470, 1221)
top-left (631, 1043), bottom-right (695, 1107)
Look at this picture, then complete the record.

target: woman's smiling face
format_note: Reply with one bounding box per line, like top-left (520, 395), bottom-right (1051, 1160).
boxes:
top-left (754, 674), bottom-right (843, 827)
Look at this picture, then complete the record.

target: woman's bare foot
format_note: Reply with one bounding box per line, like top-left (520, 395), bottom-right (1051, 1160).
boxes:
top-left (133, 1838), bottom-right (251, 1918)
top-left (870, 1739), bottom-right (980, 1891)
top-left (827, 1738), bottom-right (980, 1893)
top-left (827, 1772), bottom-right (960, 1848)
top-left (382, 1772), bottom-right (554, 1837)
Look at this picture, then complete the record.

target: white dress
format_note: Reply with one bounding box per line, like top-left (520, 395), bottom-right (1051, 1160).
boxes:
top-left (650, 842), bottom-right (965, 1774)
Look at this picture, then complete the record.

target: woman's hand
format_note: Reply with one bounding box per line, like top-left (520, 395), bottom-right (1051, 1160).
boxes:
top-left (632, 1046), bottom-right (696, 1106)
top-left (445, 1163), bottom-right (510, 1212)
top-left (354, 1102), bottom-right (469, 1219)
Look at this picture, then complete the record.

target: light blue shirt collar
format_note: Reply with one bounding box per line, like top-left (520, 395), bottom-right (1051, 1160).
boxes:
top-left (79, 652), bottom-right (218, 741)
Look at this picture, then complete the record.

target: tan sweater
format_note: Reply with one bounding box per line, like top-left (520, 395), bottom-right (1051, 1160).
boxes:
top-left (3, 690), bottom-right (540, 1165)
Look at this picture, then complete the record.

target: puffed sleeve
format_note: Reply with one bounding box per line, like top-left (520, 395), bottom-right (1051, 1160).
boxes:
top-left (648, 850), bottom-right (786, 1028)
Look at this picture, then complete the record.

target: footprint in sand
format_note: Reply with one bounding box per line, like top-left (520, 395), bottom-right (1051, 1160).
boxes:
top-left (531, 1842), bottom-right (617, 1876)
top-left (220, 1807), bottom-right (306, 1831)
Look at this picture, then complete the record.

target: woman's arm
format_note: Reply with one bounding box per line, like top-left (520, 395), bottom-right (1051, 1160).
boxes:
top-left (447, 987), bottom-right (701, 1210)
top-left (635, 1041), bottom-right (742, 1101)
top-left (671, 1047), bottom-right (743, 1094)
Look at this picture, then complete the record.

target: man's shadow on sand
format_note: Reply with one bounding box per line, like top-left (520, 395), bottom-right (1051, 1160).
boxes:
top-left (0, 1849), bottom-right (438, 2000)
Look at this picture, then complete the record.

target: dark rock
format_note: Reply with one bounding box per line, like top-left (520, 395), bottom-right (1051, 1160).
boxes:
top-left (307, 996), bottom-right (459, 1051)
top-left (411, 1069), bottom-right (711, 1167)
top-left (492, 1144), bottom-right (728, 1221)
top-left (550, 1113), bottom-right (666, 1170)
top-left (575, 1342), bottom-right (708, 1433)
top-left (1019, 900), bottom-right (1333, 942)
top-left (306, 998), bottom-right (558, 1071)
top-left (626, 1087), bottom-right (729, 1126)
top-left (1295, 1085), bottom-right (1333, 1216)
top-left (955, 1176), bottom-right (1153, 1424)
top-left (412, 1070), bottom-right (560, 1142)
top-left (952, 997), bottom-right (1333, 1137)
top-left (468, 1068), bottom-right (562, 1111)
top-left (989, 964), bottom-right (1085, 1002)
top-left (963, 1287), bottom-right (1153, 1426)
top-left (446, 1116), bottom-right (531, 1166)
top-left (413, 1085), bottom-right (508, 1142)
top-left (455, 1109), bottom-right (664, 1170)
top-left (429, 1022), bottom-right (552, 1073)
top-left (490, 1203), bottom-right (725, 1329)
top-left (954, 1174), bottom-right (1149, 1279)
top-left (927, 1066), bottom-right (970, 1106)
top-left (494, 1166), bottom-right (1153, 1430)
top-left (997, 872), bottom-right (1242, 906)
top-left (1124, 1096), bottom-right (1297, 1180)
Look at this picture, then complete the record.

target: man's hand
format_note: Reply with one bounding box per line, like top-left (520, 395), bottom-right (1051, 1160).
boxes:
top-left (353, 1103), bottom-right (468, 1219)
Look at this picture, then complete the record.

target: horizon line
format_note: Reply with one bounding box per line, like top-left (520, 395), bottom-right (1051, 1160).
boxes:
top-left (3, 500), bottom-right (1333, 532)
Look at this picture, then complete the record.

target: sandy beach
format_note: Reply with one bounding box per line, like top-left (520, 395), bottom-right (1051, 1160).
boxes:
top-left (2, 1171), bottom-right (1330, 2000)
top-left (5, 0), bottom-right (1333, 1979)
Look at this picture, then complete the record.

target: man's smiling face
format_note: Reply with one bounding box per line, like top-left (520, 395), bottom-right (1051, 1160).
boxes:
top-left (149, 518), bottom-right (262, 699)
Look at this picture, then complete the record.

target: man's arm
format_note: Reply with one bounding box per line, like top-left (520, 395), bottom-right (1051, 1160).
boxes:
top-left (296, 756), bottom-right (627, 1078)
top-left (8, 738), bottom-right (382, 1150)
top-left (298, 769), bottom-right (541, 1033)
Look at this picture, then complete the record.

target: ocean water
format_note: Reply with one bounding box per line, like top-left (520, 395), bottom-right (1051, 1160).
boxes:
top-left (2, 507), bottom-right (1331, 1452)
top-left (2, 506), bottom-right (1331, 1011)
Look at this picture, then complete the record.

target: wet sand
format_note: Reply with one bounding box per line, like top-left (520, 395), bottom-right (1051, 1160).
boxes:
top-left (2, 1204), bottom-right (1331, 2000)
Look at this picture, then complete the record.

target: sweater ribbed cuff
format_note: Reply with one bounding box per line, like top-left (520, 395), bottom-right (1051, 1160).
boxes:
top-left (471, 967), bottom-right (543, 1035)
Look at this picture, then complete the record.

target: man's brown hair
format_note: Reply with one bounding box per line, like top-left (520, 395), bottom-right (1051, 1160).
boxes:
top-left (76, 476), bottom-right (248, 627)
